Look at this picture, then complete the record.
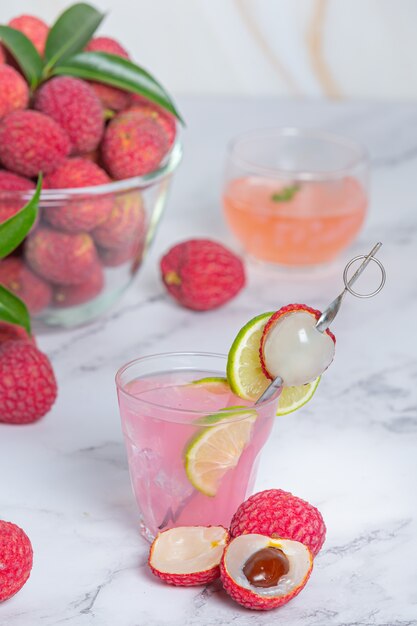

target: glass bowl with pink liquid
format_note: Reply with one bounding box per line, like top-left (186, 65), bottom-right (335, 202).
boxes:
top-left (116, 352), bottom-right (280, 542)
top-left (222, 128), bottom-right (369, 266)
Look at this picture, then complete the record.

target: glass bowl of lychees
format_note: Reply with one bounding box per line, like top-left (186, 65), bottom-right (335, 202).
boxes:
top-left (0, 4), bottom-right (182, 327)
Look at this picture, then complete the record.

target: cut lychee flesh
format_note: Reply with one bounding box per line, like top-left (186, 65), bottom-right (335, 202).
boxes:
top-left (149, 526), bottom-right (229, 586)
top-left (260, 304), bottom-right (336, 387)
top-left (221, 534), bottom-right (313, 610)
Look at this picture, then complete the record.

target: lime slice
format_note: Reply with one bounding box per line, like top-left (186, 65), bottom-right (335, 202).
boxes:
top-left (226, 312), bottom-right (273, 400)
top-left (276, 377), bottom-right (320, 416)
top-left (185, 411), bottom-right (257, 496)
top-left (189, 377), bottom-right (228, 394)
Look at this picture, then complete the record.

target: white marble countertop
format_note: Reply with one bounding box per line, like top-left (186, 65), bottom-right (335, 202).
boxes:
top-left (1, 97), bottom-right (416, 626)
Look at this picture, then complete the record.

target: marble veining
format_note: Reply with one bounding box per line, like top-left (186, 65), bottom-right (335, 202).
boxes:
top-left (1, 97), bottom-right (416, 625)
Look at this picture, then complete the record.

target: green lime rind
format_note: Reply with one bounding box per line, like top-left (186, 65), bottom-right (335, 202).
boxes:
top-left (184, 412), bottom-right (257, 497)
top-left (226, 311), bottom-right (274, 400)
top-left (189, 377), bottom-right (228, 386)
top-left (276, 377), bottom-right (321, 416)
top-left (198, 406), bottom-right (257, 425)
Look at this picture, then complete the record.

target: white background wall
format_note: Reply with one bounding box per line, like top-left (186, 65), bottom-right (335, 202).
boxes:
top-left (1, 0), bottom-right (416, 100)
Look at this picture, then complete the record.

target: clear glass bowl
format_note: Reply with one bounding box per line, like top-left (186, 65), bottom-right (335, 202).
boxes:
top-left (222, 128), bottom-right (369, 266)
top-left (0, 139), bottom-right (182, 327)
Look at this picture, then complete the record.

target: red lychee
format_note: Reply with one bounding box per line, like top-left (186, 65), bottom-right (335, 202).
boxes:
top-left (220, 534), bottom-right (313, 611)
top-left (0, 110), bottom-right (70, 177)
top-left (85, 36), bottom-right (130, 58)
top-left (85, 36), bottom-right (131, 112)
top-left (52, 262), bottom-right (104, 307)
top-left (230, 489), bottom-right (326, 557)
top-left (0, 65), bottom-right (29, 121)
top-left (0, 169), bottom-right (35, 224)
top-left (0, 257), bottom-right (51, 314)
top-left (127, 99), bottom-right (176, 147)
top-left (0, 322), bottom-right (33, 345)
top-left (44, 158), bottom-right (112, 232)
top-left (92, 191), bottom-right (145, 249)
top-left (160, 239), bottom-right (246, 311)
top-left (0, 520), bottom-right (33, 601)
top-left (97, 240), bottom-right (143, 267)
top-left (35, 77), bottom-right (104, 154)
top-left (0, 340), bottom-right (57, 424)
top-left (8, 14), bottom-right (49, 56)
top-left (25, 227), bottom-right (98, 285)
top-left (101, 111), bottom-right (169, 179)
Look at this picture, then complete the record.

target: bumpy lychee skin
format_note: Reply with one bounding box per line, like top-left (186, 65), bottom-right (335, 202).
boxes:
top-left (148, 526), bottom-right (229, 586)
top-left (52, 262), bottom-right (104, 308)
top-left (128, 99), bottom-right (176, 147)
top-left (85, 36), bottom-right (131, 112)
top-left (259, 304), bottom-right (336, 381)
top-left (25, 227), bottom-right (98, 285)
top-left (97, 240), bottom-right (143, 267)
top-left (92, 191), bottom-right (145, 249)
top-left (35, 77), bottom-right (104, 154)
top-left (0, 65), bottom-right (29, 121)
top-left (8, 14), bottom-right (49, 56)
top-left (44, 158), bottom-right (112, 232)
top-left (101, 111), bottom-right (169, 179)
top-left (0, 110), bottom-right (70, 177)
top-left (0, 340), bottom-right (57, 424)
top-left (160, 239), bottom-right (246, 311)
top-left (0, 520), bottom-right (33, 602)
top-left (220, 534), bottom-right (313, 611)
top-left (230, 489), bottom-right (326, 557)
top-left (0, 258), bottom-right (52, 314)
top-left (0, 169), bottom-right (35, 224)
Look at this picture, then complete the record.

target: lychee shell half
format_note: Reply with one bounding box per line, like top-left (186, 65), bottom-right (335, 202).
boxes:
top-left (230, 489), bottom-right (326, 557)
top-left (148, 526), bottom-right (229, 586)
top-left (220, 534), bottom-right (313, 611)
top-left (259, 303), bottom-right (336, 381)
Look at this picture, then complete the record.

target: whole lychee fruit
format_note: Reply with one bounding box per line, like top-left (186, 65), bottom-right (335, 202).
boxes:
top-left (97, 242), bottom-right (142, 267)
top-left (0, 340), bottom-right (57, 424)
top-left (0, 110), bottom-right (70, 177)
top-left (8, 14), bottom-right (49, 56)
top-left (52, 262), bottom-right (104, 308)
top-left (85, 36), bottom-right (131, 112)
top-left (149, 526), bottom-right (229, 586)
top-left (128, 99), bottom-right (176, 147)
top-left (0, 65), bottom-right (29, 121)
top-left (25, 227), bottom-right (98, 285)
top-left (0, 520), bottom-right (33, 601)
top-left (35, 77), bottom-right (104, 154)
top-left (0, 169), bottom-right (35, 224)
top-left (220, 534), bottom-right (313, 610)
top-left (44, 158), bottom-right (112, 232)
top-left (92, 191), bottom-right (145, 249)
top-left (101, 111), bottom-right (169, 179)
top-left (0, 257), bottom-right (51, 314)
top-left (160, 239), bottom-right (246, 311)
top-left (230, 489), bottom-right (326, 556)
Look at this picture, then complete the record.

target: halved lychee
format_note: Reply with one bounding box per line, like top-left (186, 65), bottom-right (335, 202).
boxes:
top-left (220, 534), bottom-right (313, 610)
top-left (260, 303), bottom-right (336, 386)
top-left (148, 526), bottom-right (230, 586)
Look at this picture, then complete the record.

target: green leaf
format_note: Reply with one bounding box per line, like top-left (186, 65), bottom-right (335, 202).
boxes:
top-left (271, 184), bottom-right (300, 203)
top-left (52, 52), bottom-right (183, 122)
top-left (0, 176), bottom-right (42, 259)
top-left (0, 286), bottom-right (31, 334)
top-left (0, 25), bottom-right (43, 89)
top-left (44, 2), bottom-right (105, 72)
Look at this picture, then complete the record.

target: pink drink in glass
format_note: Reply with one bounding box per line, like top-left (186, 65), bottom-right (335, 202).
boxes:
top-left (116, 353), bottom-right (279, 541)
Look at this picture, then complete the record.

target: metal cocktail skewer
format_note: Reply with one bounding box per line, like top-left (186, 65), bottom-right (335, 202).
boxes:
top-left (255, 242), bottom-right (386, 405)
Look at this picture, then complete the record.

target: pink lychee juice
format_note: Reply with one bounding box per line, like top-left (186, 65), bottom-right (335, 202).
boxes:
top-left (116, 354), bottom-right (280, 541)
